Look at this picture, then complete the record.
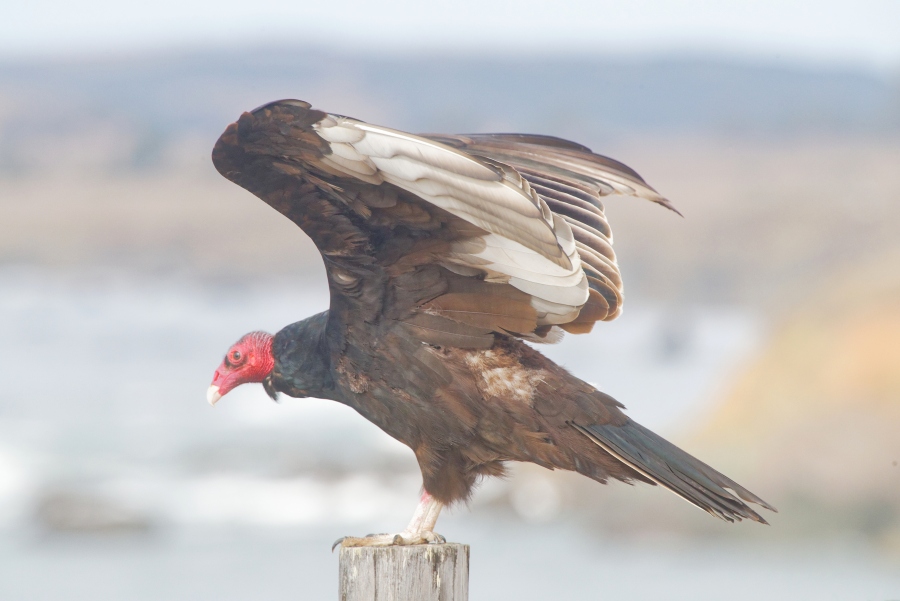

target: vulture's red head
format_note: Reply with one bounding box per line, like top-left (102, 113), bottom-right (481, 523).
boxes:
top-left (207, 331), bottom-right (274, 405)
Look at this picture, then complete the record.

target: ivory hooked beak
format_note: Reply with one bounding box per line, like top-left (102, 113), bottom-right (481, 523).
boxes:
top-left (207, 385), bottom-right (222, 406)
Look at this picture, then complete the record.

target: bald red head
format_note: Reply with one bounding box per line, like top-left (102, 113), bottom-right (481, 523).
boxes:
top-left (207, 331), bottom-right (275, 405)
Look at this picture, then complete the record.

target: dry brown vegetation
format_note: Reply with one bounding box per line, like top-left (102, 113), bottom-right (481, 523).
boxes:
top-left (0, 167), bottom-right (323, 280)
top-left (606, 135), bottom-right (900, 308)
top-left (689, 250), bottom-right (900, 548)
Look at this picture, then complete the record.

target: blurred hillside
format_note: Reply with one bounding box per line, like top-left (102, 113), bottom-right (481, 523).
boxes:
top-left (688, 249), bottom-right (900, 548)
top-left (2, 49), bottom-right (898, 162)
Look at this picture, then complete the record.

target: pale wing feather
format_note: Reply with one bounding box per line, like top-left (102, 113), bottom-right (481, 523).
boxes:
top-left (322, 152), bottom-right (378, 176)
top-left (508, 276), bottom-right (590, 308)
top-left (351, 122), bottom-right (500, 180)
top-left (328, 141), bottom-right (370, 163)
top-left (458, 234), bottom-right (580, 279)
top-left (316, 119), bottom-right (562, 257)
top-left (312, 117), bottom-right (590, 322)
top-left (530, 297), bottom-right (582, 318)
top-left (448, 139), bottom-right (666, 204)
top-left (419, 132), bottom-right (684, 328)
top-left (314, 116), bottom-right (365, 143)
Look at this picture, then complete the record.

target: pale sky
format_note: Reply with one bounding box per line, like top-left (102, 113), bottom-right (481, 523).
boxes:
top-left (4, 0), bottom-right (900, 70)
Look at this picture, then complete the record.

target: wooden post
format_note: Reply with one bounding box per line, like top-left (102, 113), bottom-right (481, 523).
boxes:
top-left (339, 543), bottom-right (469, 601)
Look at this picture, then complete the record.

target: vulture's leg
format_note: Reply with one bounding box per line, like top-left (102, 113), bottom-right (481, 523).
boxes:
top-left (406, 490), bottom-right (444, 536)
top-left (334, 490), bottom-right (446, 548)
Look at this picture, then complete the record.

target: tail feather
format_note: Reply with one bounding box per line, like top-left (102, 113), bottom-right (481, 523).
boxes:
top-left (573, 419), bottom-right (776, 523)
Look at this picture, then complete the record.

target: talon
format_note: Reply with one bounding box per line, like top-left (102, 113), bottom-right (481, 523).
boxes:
top-left (420, 531), bottom-right (445, 544)
top-left (332, 537), bottom-right (346, 552)
top-left (392, 534), bottom-right (404, 545)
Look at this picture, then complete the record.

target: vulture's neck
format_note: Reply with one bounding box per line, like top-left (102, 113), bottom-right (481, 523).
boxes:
top-left (271, 311), bottom-right (337, 400)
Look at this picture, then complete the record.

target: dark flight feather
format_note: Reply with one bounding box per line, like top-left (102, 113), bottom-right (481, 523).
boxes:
top-left (572, 421), bottom-right (777, 523)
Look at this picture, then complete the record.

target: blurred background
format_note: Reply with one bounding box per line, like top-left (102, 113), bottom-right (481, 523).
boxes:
top-left (2, 1), bottom-right (900, 599)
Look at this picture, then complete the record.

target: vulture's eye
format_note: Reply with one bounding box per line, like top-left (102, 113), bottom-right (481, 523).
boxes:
top-left (227, 350), bottom-right (245, 366)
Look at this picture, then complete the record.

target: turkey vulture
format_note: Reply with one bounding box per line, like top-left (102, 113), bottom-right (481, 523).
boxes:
top-left (207, 100), bottom-right (774, 546)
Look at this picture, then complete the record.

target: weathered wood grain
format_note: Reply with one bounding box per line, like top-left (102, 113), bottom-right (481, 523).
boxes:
top-left (339, 544), bottom-right (469, 601)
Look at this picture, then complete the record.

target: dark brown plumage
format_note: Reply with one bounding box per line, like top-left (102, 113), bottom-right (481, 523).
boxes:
top-left (208, 100), bottom-right (774, 544)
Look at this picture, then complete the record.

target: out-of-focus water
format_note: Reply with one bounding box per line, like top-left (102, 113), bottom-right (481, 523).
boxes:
top-left (3, 521), bottom-right (900, 601)
top-left (1, 266), bottom-right (897, 600)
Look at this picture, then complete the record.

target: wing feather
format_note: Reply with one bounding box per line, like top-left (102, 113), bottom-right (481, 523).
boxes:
top-left (318, 119), bottom-right (571, 270)
top-left (212, 101), bottom-right (675, 346)
top-left (421, 292), bottom-right (538, 334)
top-left (310, 116), bottom-right (591, 316)
top-left (422, 132), bottom-right (680, 330)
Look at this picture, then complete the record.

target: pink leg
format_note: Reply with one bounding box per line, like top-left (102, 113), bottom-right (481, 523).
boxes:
top-left (334, 489), bottom-right (445, 549)
top-left (405, 490), bottom-right (444, 535)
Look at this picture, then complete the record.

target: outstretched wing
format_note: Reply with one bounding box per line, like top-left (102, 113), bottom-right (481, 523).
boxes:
top-left (425, 132), bottom-right (680, 330)
top-left (212, 100), bottom-right (672, 348)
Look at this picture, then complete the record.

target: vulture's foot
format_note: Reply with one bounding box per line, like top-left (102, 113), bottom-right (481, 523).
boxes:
top-left (333, 490), bottom-right (446, 550)
top-left (332, 531), bottom-right (446, 550)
